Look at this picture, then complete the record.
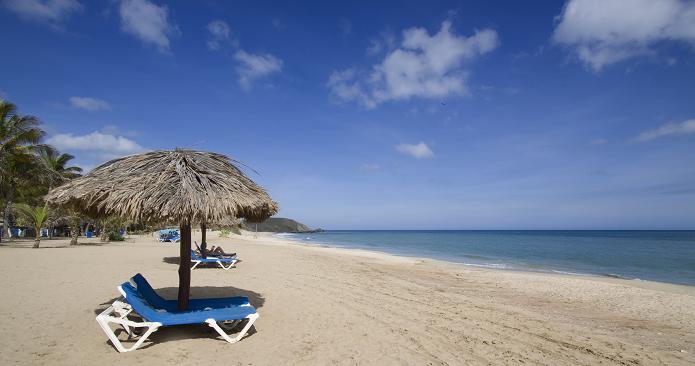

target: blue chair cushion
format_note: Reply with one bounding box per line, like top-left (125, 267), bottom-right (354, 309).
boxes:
top-left (120, 282), bottom-right (256, 326)
top-left (191, 250), bottom-right (236, 263)
top-left (131, 273), bottom-right (249, 311)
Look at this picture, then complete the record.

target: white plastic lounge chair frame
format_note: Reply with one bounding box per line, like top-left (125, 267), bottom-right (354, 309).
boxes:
top-left (95, 286), bottom-right (259, 352)
top-left (191, 257), bottom-right (238, 270)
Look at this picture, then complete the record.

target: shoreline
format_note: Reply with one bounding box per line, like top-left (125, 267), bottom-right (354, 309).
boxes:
top-left (6, 231), bottom-right (695, 294)
top-left (256, 231), bottom-right (695, 295)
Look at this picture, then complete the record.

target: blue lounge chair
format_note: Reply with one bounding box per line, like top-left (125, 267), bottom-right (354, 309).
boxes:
top-left (130, 273), bottom-right (249, 311)
top-left (156, 229), bottom-right (180, 243)
top-left (95, 280), bottom-right (259, 353)
top-left (191, 250), bottom-right (238, 270)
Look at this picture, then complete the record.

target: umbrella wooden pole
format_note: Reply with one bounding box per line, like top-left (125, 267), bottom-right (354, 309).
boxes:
top-left (201, 223), bottom-right (207, 245)
top-left (177, 221), bottom-right (192, 310)
top-left (200, 223), bottom-right (207, 258)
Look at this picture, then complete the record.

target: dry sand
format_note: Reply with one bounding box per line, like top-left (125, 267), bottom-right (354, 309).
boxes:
top-left (0, 231), bottom-right (694, 365)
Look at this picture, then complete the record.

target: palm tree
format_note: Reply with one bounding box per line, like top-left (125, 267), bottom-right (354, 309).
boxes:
top-left (0, 100), bottom-right (45, 242)
top-left (39, 147), bottom-right (82, 186)
top-left (39, 147), bottom-right (83, 238)
top-left (13, 203), bottom-right (50, 248)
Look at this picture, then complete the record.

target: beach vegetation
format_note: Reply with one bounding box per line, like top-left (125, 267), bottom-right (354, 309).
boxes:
top-left (100, 215), bottom-right (127, 242)
top-left (0, 100), bottom-right (45, 242)
top-left (0, 99), bottom-right (86, 244)
top-left (12, 203), bottom-right (51, 248)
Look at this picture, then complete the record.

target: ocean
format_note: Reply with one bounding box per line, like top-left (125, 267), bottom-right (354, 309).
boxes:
top-left (277, 230), bottom-right (695, 286)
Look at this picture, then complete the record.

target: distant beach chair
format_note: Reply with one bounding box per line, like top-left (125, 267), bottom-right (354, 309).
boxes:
top-left (95, 279), bottom-right (259, 352)
top-left (129, 273), bottom-right (249, 311)
top-left (191, 250), bottom-right (238, 270)
top-left (155, 229), bottom-right (180, 243)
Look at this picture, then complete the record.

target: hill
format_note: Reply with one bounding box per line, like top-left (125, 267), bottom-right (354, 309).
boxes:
top-left (241, 218), bottom-right (322, 233)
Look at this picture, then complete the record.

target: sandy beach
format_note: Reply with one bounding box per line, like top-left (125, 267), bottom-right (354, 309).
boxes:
top-left (1, 231), bottom-right (694, 366)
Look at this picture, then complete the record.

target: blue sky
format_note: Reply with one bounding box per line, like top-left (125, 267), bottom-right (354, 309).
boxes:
top-left (1, 0), bottom-right (695, 229)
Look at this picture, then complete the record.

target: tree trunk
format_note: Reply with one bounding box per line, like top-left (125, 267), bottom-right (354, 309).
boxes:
top-left (70, 231), bottom-right (78, 246)
top-left (177, 220), bottom-right (192, 311)
top-left (2, 189), bottom-right (14, 243)
top-left (33, 231), bottom-right (40, 248)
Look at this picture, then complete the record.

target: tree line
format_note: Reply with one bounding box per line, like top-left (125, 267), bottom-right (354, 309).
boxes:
top-left (0, 99), bottom-right (110, 247)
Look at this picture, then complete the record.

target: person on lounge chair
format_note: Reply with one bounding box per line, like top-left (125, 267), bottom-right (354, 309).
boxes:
top-left (196, 241), bottom-right (236, 258)
top-left (208, 245), bottom-right (236, 257)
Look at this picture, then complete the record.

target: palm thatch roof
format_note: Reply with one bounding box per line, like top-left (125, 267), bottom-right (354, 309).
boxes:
top-left (45, 149), bottom-right (278, 224)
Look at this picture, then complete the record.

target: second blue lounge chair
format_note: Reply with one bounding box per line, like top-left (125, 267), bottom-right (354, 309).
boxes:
top-left (191, 250), bottom-right (238, 270)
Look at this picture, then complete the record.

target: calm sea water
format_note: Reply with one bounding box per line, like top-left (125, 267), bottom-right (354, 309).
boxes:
top-left (277, 230), bottom-right (695, 286)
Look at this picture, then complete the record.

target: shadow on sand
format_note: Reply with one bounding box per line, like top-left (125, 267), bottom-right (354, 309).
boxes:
top-left (93, 284), bottom-right (264, 350)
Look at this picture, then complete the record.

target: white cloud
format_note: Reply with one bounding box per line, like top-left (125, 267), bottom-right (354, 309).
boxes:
top-left (47, 131), bottom-right (146, 160)
top-left (206, 19), bottom-right (238, 50)
top-left (233, 50), bottom-right (283, 90)
top-left (395, 142), bottom-right (434, 159)
top-left (328, 21), bottom-right (499, 109)
top-left (552, 0), bottom-right (695, 71)
top-left (118, 0), bottom-right (177, 51)
top-left (69, 96), bottom-right (111, 111)
top-left (204, 20), bottom-right (282, 90)
top-left (2, 0), bottom-right (81, 25)
top-left (635, 119), bottom-right (695, 142)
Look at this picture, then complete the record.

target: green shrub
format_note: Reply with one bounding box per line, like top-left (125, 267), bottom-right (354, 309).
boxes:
top-left (108, 232), bottom-right (125, 241)
top-left (219, 228), bottom-right (231, 238)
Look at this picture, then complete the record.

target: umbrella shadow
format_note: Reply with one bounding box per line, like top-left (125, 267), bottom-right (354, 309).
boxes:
top-left (93, 285), bottom-right (265, 350)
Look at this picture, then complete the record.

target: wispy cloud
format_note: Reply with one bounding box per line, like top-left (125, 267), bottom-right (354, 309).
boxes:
top-left (359, 163), bottom-right (380, 171)
top-left (366, 29), bottom-right (396, 56)
top-left (552, 0), bottom-right (695, 71)
top-left (635, 119), bottom-right (695, 142)
top-left (395, 142), bottom-right (434, 159)
top-left (69, 96), bottom-right (111, 111)
top-left (47, 131), bottom-right (147, 161)
top-left (205, 19), bottom-right (283, 90)
top-left (118, 0), bottom-right (177, 51)
top-left (328, 21), bottom-right (499, 109)
top-left (271, 18), bottom-right (286, 30)
top-left (206, 19), bottom-right (238, 50)
top-left (234, 50), bottom-right (283, 90)
top-left (100, 125), bottom-right (141, 138)
top-left (1, 0), bottom-right (82, 27)
top-left (590, 138), bottom-right (607, 145)
top-left (338, 18), bottom-right (352, 35)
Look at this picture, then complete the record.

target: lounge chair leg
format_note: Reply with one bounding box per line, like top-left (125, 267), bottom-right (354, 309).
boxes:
top-left (217, 260), bottom-right (237, 270)
top-left (96, 304), bottom-right (162, 352)
top-left (191, 260), bottom-right (201, 269)
top-left (206, 313), bottom-right (259, 344)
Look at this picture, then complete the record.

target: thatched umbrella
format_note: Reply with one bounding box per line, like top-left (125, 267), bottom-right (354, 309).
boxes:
top-left (46, 149), bottom-right (278, 310)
